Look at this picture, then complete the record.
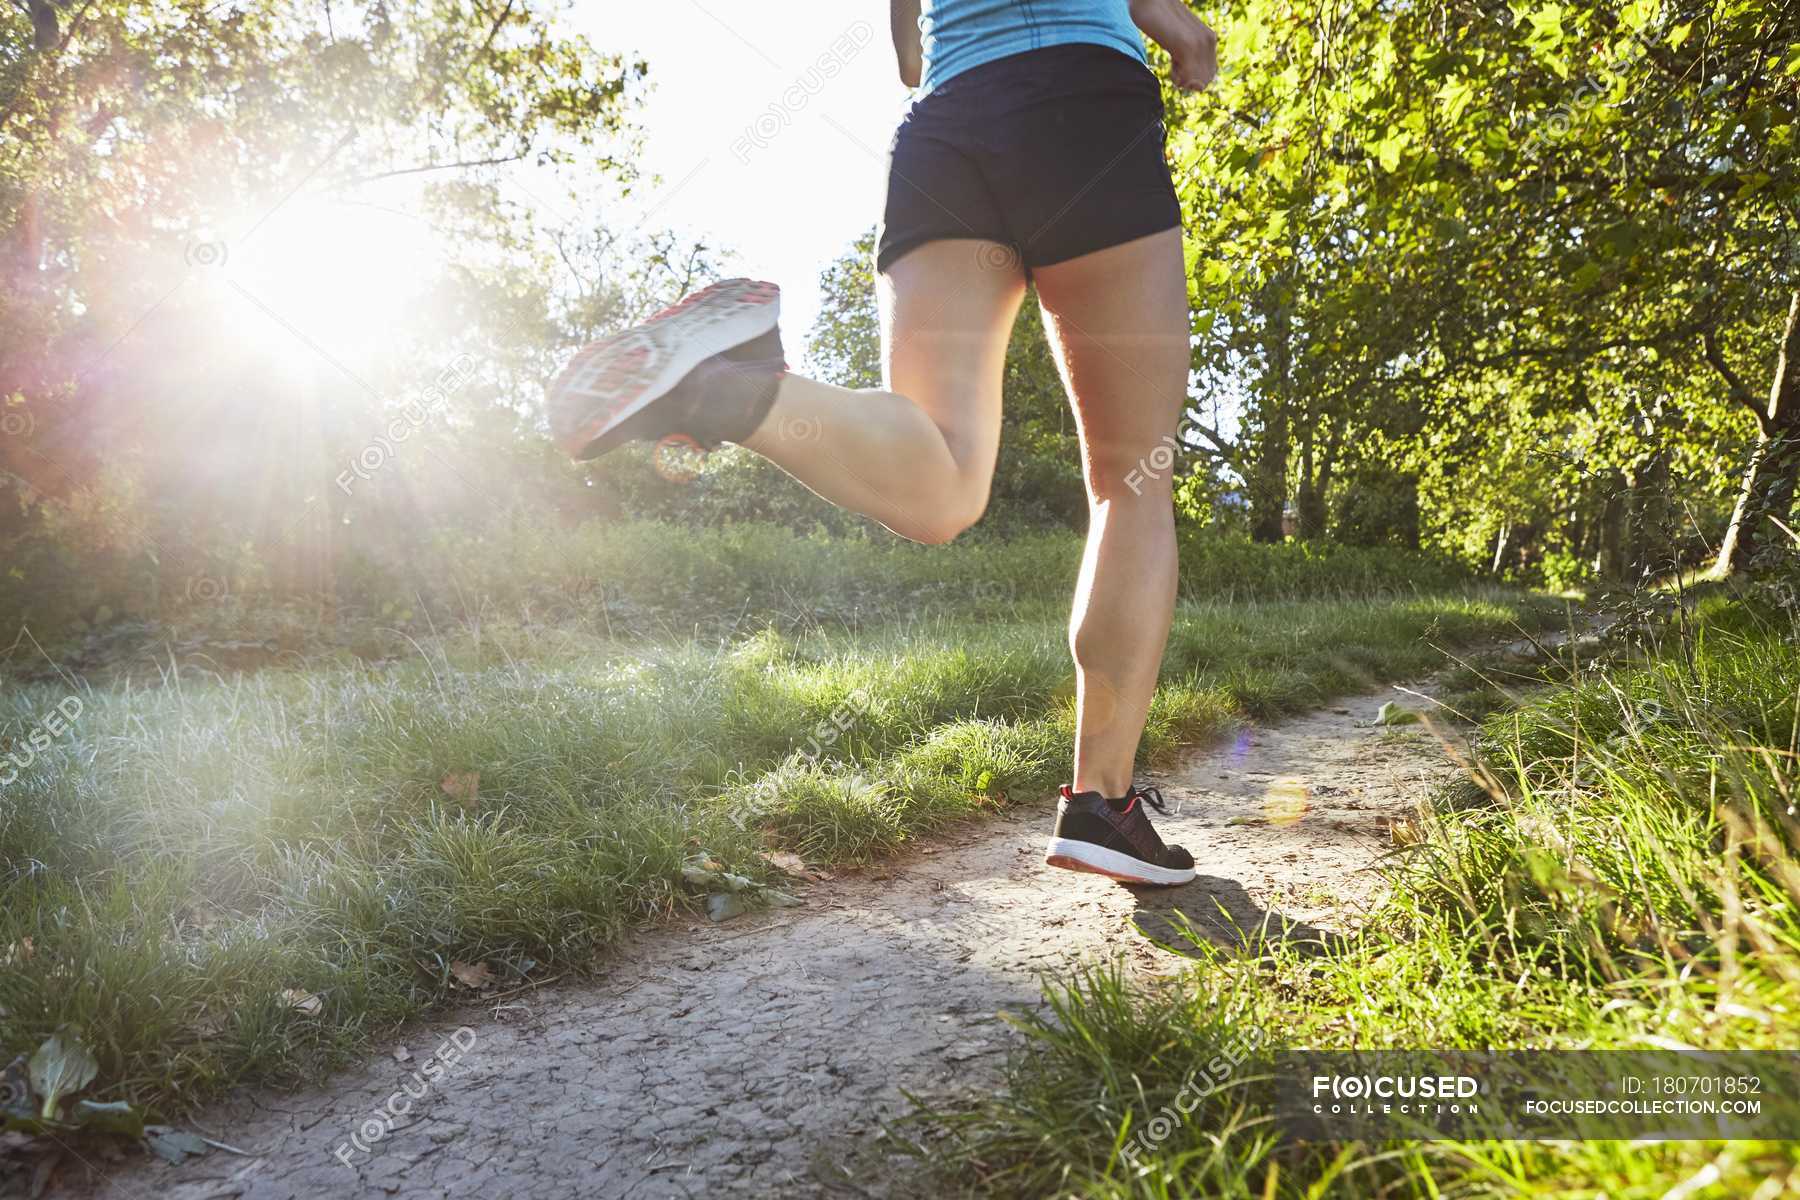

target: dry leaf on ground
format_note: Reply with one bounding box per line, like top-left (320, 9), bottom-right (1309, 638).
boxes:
top-left (439, 771), bottom-right (480, 809)
top-left (449, 961), bottom-right (493, 990)
top-left (282, 989), bottom-right (323, 1017)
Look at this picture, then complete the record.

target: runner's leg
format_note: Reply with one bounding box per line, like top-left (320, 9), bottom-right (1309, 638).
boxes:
top-left (743, 240), bottom-right (1025, 544)
top-left (1030, 227), bottom-right (1189, 798)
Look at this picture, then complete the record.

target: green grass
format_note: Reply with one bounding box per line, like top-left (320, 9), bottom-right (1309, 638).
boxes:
top-left (9, 519), bottom-right (1477, 674)
top-left (912, 588), bottom-right (1800, 1198)
top-left (0, 588), bottom-right (1553, 1123)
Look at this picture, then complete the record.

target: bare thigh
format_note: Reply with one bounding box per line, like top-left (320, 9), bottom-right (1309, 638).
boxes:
top-left (1029, 228), bottom-right (1189, 489)
top-left (878, 239), bottom-right (1027, 482)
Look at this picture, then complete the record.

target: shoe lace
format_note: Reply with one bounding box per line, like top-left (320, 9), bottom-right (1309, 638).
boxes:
top-left (1129, 784), bottom-right (1169, 815)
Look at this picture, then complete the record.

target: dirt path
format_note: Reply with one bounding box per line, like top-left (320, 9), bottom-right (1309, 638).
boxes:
top-left (66, 681), bottom-right (1463, 1200)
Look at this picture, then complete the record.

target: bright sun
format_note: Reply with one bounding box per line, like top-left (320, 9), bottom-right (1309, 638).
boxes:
top-left (202, 195), bottom-right (446, 369)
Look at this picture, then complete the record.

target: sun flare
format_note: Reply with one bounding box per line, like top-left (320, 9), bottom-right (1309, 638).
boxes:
top-left (202, 196), bottom-right (446, 367)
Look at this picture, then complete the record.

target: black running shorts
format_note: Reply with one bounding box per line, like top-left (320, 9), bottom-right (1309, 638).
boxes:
top-left (875, 43), bottom-right (1181, 275)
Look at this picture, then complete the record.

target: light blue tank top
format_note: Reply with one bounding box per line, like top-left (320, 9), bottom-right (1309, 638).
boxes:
top-left (918, 0), bottom-right (1147, 95)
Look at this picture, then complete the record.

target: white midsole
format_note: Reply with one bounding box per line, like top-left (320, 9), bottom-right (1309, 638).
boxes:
top-left (1045, 837), bottom-right (1196, 885)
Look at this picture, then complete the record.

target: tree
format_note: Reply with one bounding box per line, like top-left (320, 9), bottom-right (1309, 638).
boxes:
top-left (0, 0), bottom-right (652, 631)
top-left (1163, 0), bottom-right (1798, 577)
top-left (1, 0), bottom-right (645, 477)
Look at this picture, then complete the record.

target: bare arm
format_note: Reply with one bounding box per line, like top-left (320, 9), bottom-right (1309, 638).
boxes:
top-left (891, 0), bottom-right (922, 88)
top-left (1128, 0), bottom-right (1218, 91)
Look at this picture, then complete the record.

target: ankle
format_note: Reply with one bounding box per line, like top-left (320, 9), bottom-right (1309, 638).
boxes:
top-left (685, 354), bottom-right (785, 448)
top-left (1072, 773), bottom-right (1132, 799)
top-left (739, 375), bottom-right (802, 452)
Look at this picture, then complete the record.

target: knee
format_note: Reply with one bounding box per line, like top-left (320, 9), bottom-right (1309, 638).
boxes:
top-left (901, 482), bottom-right (990, 545)
top-left (1088, 447), bottom-right (1177, 506)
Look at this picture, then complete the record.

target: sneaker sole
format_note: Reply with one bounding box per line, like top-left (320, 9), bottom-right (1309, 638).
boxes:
top-left (1044, 837), bottom-right (1196, 886)
top-left (549, 278), bottom-right (781, 459)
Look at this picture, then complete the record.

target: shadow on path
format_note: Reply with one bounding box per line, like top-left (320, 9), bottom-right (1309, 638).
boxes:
top-left (1127, 874), bottom-right (1362, 959)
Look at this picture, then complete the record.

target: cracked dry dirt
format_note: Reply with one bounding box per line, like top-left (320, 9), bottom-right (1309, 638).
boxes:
top-left (67, 679), bottom-right (1467, 1200)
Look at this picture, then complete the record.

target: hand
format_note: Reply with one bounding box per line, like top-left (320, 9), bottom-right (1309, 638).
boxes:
top-left (1166, 17), bottom-right (1218, 92)
top-left (1130, 0), bottom-right (1219, 92)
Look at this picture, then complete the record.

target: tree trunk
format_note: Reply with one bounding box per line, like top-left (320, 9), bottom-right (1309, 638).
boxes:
top-left (1248, 406), bottom-right (1289, 543)
top-left (1628, 452), bottom-right (1670, 580)
top-left (1715, 290), bottom-right (1800, 576)
top-left (1596, 475), bottom-right (1628, 580)
top-left (1295, 418), bottom-right (1318, 539)
top-left (1250, 292), bottom-right (1292, 544)
top-left (1296, 422), bottom-right (1339, 540)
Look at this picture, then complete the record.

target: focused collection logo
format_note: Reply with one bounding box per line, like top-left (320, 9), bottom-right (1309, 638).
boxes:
top-left (1310, 1073), bottom-right (1482, 1116)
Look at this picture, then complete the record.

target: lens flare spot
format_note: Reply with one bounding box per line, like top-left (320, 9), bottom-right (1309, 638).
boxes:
top-left (652, 434), bottom-right (707, 482)
top-left (1262, 777), bottom-right (1310, 826)
top-left (1228, 728), bottom-right (1253, 765)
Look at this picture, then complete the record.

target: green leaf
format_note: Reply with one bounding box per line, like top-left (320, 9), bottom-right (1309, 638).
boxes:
top-left (145, 1125), bottom-right (210, 1165)
top-left (27, 1030), bottom-right (98, 1121)
top-left (1374, 701), bottom-right (1421, 726)
top-left (1525, 4), bottom-right (1566, 47)
top-left (73, 1099), bottom-right (145, 1138)
top-left (706, 892), bottom-right (754, 922)
top-left (1438, 78), bottom-right (1477, 125)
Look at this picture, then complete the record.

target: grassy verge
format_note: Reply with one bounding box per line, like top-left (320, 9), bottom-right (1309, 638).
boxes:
top-left (9, 519), bottom-right (1476, 678)
top-left (913, 588), bottom-right (1799, 1197)
top-left (0, 588), bottom-right (1554, 1124)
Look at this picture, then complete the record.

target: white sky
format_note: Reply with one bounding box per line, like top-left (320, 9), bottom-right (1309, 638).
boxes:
top-left (551, 3), bottom-right (910, 342)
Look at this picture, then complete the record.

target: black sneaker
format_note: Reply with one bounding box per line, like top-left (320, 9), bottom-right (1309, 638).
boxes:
top-left (1045, 784), bottom-right (1196, 886)
top-left (548, 277), bottom-right (786, 460)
